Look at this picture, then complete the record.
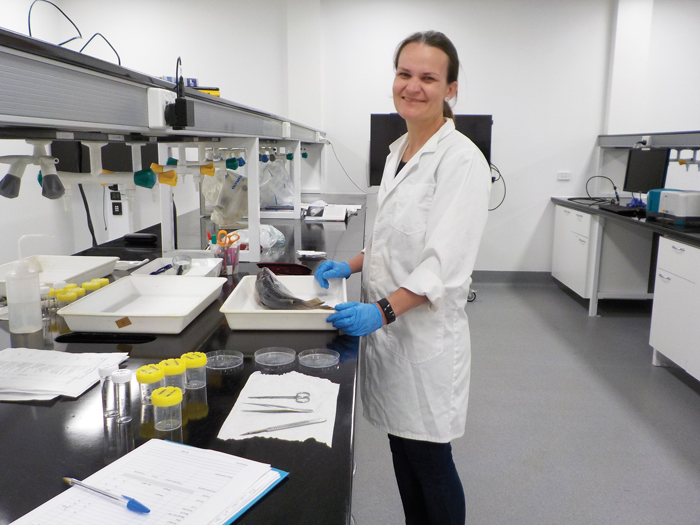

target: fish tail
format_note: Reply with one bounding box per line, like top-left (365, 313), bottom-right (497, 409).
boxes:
top-left (302, 297), bottom-right (330, 309)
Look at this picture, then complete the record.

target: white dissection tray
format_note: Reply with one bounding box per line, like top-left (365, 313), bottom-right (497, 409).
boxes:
top-left (132, 257), bottom-right (222, 277)
top-left (58, 275), bottom-right (226, 334)
top-left (0, 255), bottom-right (119, 296)
top-left (220, 275), bottom-right (346, 331)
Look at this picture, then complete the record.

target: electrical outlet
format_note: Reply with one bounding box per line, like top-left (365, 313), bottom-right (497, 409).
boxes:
top-left (557, 171), bottom-right (571, 181)
top-left (110, 191), bottom-right (121, 201)
top-left (112, 202), bottom-right (123, 216)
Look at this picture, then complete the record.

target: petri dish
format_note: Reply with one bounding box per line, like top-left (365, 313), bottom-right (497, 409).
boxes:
top-left (298, 348), bottom-right (340, 369)
top-left (206, 350), bottom-right (244, 374)
top-left (254, 347), bottom-right (296, 367)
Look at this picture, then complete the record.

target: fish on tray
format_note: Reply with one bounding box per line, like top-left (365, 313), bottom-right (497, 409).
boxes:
top-left (255, 267), bottom-right (333, 310)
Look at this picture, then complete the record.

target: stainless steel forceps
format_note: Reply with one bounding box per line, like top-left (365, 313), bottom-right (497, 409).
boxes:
top-left (248, 391), bottom-right (311, 403)
top-left (243, 402), bottom-right (312, 413)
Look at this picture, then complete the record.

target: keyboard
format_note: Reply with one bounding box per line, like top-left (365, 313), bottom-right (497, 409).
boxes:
top-left (598, 202), bottom-right (646, 218)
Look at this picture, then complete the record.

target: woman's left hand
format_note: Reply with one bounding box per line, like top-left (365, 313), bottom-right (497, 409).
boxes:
top-left (327, 302), bottom-right (384, 336)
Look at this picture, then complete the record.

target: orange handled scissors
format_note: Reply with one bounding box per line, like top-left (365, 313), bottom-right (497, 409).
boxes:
top-left (217, 230), bottom-right (240, 247)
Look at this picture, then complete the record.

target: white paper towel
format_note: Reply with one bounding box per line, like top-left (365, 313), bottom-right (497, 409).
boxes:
top-left (217, 371), bottom-right (340, 447)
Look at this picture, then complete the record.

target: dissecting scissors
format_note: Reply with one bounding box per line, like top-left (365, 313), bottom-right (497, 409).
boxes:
top-left (248, 391), bottom-right (311, 403)
top-left (217, 230), bottom-right (240, 247)
top-left (243, 402), bottom-right (312, 413)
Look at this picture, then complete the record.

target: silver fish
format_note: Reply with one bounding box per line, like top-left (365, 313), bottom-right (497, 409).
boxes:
top-left (255, 267), bottom-right (332, 310)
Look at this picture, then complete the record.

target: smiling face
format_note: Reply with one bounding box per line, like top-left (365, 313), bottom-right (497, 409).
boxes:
top-left (393, 42), bottom-right (458, 127)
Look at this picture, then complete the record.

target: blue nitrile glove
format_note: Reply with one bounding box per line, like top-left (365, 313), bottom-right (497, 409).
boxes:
top-left (326, 302), bottom-right (383, 336)
top-left (314, 260), bottom-right (351, 289)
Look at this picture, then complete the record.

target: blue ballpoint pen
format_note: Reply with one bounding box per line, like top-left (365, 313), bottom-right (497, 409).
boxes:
top-left (62, 477), bottom-right (150, 514)
top-left (150, 263), bottom-right (172, 275)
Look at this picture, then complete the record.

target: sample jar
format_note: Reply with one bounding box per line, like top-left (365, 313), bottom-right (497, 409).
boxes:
top-left (73, 287), bottom-right (86, 299)
top-left (56, 291), bottom-right (77, 334)
top-left (98, 363), bottom-right (119, 419)
top-left (111, 368), bottom-right (133, 424)
top-left (152, 386), bottom-right (183, 431)
top-left (159, 358), bottom-right (186, 391)
top-left (56, 291), bottom-right (77, 308)
top-left (181, 352), bottom-right (207, 389)
top-left (92, 278), bottom-right (110, 288)
top-left (136, 364), bottom-right (165, 405)
top-left (82, 281), bottom-right (100, 295)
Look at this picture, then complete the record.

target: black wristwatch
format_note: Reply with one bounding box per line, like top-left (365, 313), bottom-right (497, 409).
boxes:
top-left (376, 298), bottom-right (396, 324)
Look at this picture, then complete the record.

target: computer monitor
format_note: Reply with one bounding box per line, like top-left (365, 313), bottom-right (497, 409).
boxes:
top-left (623, 147), bottom-right (671, 194)
top-left (369, 114), bottom-right (492, 186)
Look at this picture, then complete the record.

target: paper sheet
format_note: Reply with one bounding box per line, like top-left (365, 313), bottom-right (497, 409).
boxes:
top-left (10, 439), bottom-right (280, 525)
top-left (217, 371), bottom-right (340, 447)
top-left (0, 348), bottom-right (128, 401)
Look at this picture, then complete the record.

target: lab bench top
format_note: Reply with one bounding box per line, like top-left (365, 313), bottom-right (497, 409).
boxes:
top-left (0, 198), bottom-right (366, 525)
top-left (551, 196), bottom-right (700, 249)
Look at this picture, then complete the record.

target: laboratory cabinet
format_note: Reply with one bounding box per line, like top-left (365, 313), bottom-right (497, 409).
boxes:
top-left (552, 204), bottom-right (598, 298)
top-left (551, 201), bottom-right (655, 315)
top-left (650, 237), bottom-right (700, 379)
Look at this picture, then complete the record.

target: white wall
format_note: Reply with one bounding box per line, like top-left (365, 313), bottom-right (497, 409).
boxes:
top-left (607, 0), bottom-right (700, 134)
top-left (317, 0), bottom-right (615, 271)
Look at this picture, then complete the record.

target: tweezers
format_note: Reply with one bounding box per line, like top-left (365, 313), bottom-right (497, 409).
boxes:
top-left (243, 402), bottom-right (312, 413)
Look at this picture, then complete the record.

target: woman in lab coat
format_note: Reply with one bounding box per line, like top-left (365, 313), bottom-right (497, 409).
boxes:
top-left (316, 31), bottom-right (491, 524)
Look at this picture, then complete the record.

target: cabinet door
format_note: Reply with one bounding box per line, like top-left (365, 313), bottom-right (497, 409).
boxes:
top-left (649, 268), bottom-right (695, 369)
top-left (552, 206), bottom-right (572, 279)
top-left (565, 233), bottom-right (591, 297)
top-left (552, 206), bottom-right (592, 298)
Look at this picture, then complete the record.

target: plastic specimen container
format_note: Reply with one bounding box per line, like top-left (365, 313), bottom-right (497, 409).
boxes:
top-left (136, 364), bottom-right (165, 405)
top-left (152, 386), bottom-right (183, 431)
top-left (159, 358), bottom-right (186, 391)
top-left (181, 352), bottom-right (207, 389)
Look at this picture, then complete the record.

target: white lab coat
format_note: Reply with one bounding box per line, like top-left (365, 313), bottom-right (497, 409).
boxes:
top-left (360, 119), bottom-right (491, 443)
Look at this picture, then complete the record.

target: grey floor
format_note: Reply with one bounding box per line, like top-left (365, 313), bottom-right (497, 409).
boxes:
top-left (350, 279), bottom-right (700, 524)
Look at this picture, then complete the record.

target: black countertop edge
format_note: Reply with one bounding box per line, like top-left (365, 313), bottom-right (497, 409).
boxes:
top-left (551, 196), bottom-right (700, 248)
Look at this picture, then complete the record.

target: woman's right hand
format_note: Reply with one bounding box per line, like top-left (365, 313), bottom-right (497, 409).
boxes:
top-left (314, 260), bottom-right (351, 289)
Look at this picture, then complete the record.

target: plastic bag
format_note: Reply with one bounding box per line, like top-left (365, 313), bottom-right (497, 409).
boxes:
top-left (259, 159), bottom-right (294, 209)
top-left (236, 225), bottom-right (285, 250)
top-left (202, 170), bottom-right (248, 227)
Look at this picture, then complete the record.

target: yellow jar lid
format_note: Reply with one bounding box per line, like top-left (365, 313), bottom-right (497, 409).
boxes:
top-left (73, 287), bottom-right (86, 298)
top-left (136, 364), bottom-right (165, 384)
top-left (181, 352), bottom-right (207, 368)
top-left (92, 278), bottom-right (110, 288)
top-left (49, 288), bottom-right (58, 297)
top-left (159, 358), bottom-right (186, 375)
top-left (64, 283), bottom-right (77, 290)
top-left (82, 282), bottom-right (101, 291)
top-left (151, 386), bottom-right (183, 407)
top-left (57, 291), bottom-right (78, 302)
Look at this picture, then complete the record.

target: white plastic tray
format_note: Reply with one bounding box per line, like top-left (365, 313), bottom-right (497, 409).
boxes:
top-left (0, 255), bottom-right (118, 296)
top-left (58, 275), bottom-right (226, 334)
top-left (132, 257), bottom-right (222, 277)
top-left (220, 275), bottom-right (346, 331)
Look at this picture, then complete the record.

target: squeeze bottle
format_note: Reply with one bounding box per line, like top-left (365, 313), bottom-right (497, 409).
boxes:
top-left (6, 258), bottom-right (42, 334)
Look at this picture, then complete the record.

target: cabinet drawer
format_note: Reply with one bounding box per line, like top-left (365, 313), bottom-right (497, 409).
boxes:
top-left (570, 210), bottom-right (591, 237)
top-left (657, 237), bottom-right (700, 283)
top-left (556, 206), bottom-right (591, 238)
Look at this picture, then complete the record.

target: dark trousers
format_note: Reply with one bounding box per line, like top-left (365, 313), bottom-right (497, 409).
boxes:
top-left (388, 434), bottom-right (466, 525)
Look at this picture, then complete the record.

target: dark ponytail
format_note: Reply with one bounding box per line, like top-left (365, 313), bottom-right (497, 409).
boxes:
top-left (394, 31), bottom-right (460, 122)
